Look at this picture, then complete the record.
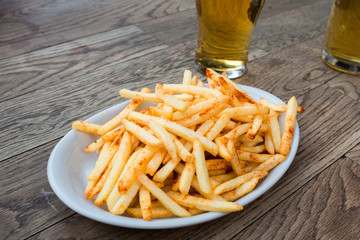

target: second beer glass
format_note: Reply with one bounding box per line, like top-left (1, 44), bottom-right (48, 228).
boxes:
top-left (195, 0), bottom-right (265, 79)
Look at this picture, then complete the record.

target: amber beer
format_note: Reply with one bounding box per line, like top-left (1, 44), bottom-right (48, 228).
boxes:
top-left (322, 0), bottom-right (360, 74)
top-left (195, 0), bottom-right (265, 79)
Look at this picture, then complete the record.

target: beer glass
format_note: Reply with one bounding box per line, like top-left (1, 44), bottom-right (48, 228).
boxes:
top-left (322, 0), bottom-right (360, 74)
top-left (195, 0), bottom-right (265, 79)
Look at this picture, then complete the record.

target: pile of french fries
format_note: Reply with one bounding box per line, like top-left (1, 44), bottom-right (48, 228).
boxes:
top-left (72, 68), bottom-right (303, 221)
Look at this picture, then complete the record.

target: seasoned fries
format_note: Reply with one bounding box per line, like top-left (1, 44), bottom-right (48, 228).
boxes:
top-left (72, 69), bottom-right (302, 221)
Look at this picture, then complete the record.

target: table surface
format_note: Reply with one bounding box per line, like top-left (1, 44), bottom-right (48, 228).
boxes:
top-left (1, 0), bottom-right (360, 239)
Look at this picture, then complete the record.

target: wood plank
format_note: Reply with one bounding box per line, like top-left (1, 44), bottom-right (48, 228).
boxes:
top-left (0, 25), bottom-right (167, 102)
top-left (346, 143), bottom-right (360, 165)
top-left (0, 140), bottom-right (74, 240)
top-left (236, 157), bottom-right (360, 239)
top-left (0, 0), bottom-right (191, 60)
top-left (25, 84), bottom-right (360, 239)
top-left (326, 73), bottom-right (360, 101)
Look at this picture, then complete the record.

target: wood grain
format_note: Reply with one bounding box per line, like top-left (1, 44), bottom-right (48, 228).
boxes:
top-left (0, 0), bottom-right (191, 60)
top-left (0, 139), bottom-right (74, 240)
top-left (326, 73), bottom-right (360, 101)
top-left (346, 143), bottom-right (360, 165)
top-left (0, 25), bottom-right (167, 102)
top-left (236, 157), bottom-right (360, 240)
top-left (25, 84), bottom-right (360, 240)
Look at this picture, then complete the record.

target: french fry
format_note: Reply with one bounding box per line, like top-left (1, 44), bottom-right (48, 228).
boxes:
top-left (214, 171), bottom-right (268, 195)
top-left (72, 120), bottom-right (101, 135)
top-left (206, 114), bottom-right (230, 141)
top-left (139, 185), bottom-right (152, 221)
top-left (246, 115), bottom-right (263, 139)
top-left (155, 84), bottom-right (189, 111)
top-left (268, 109), bottom-right (281, 153)
top-left (238, 134), bottom-right (263, 143)
top-left (264, 132), bottom-right (275, 154)
top-left (172, 135), bottom-right (194, 163)
top-left (172, 172), bottom-right (180, 191)
top-left (110, 180), bottom-right (141, 215)
top-left (127, 111), bottom-right (218, 156)
top-left (137, 174), bottom-right (191, 217)
top-left (222, 176), bottom-right (260, 201)
top-left (183, 70), bottom-right (192, 85)
top-left (162, 84), bottom-right (223, 99)
top-left (215, 138), bottom-right (232, 161)
top-left (259, 97), bottom-right (304, 113)
top-left (122, 119), bottom-right (162, 148)
top-left (206, 159), bottom-right (232, 172)
top-left (148, 120), bottom-right (179, 163)
top-left (153, 153), bottom-right (182, 182)
top-left (237, 150), bottom-right (274, 163)
top-left (172, 95), bottom-right (229, 121)
top-left (87, 134), bottom-right (122, 181)
top-left (227, 139), bottom-right (247, 175)
top-left (117, 146), bottom-right (156, 194)
top-left (193, 138), bottom-right (212, 195)
top-left (84, 126), bottom-right (124, 152)
top-left (99, 88), bottom-right (151, 135)
top-left (191, 75), bottom-right (197, 85)
top-left (239, 144), bottom-right (266, 153)
top-left (218, 123), bottom-right (252, 143)
top-left (167, 191), bottom-right (243, 212)
top-left (252, 154), bottom-right (287, 172)
top-left (279, 96), bottom-right (298, 155)
top-left (146, 149), bottom-right (166, 176)
top-left (176, 103), bottom-right (227, 128)
top-left (119, 89), bottom-right (162, 103)
top-left (126, 207), bottom-right (174, 219)
top-left (208, 169), bottom-right (228, 176)
top-left (222, 105), bottom-right (269, 119)
top-left (210, 172), bottom-right (238, 183)
top-left (207, 68), bottom-right (256, 104)
top-left (162, 104), bottom-right (173, 120)
top-left (94, 132), bottom-right (132, 205)
top-left (179, 162), bottom-right (195, 195)
top-left (106, 148), bottom-right (142, 210)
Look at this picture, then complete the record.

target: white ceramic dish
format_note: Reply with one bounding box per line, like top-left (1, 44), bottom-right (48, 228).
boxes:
top-left (47, 85), bottom-right (299, 229)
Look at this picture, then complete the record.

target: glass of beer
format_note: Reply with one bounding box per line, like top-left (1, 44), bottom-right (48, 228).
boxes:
top-left (195, 0), bottom-right (265, 79)
top-left (322, 0), bottom-right (360, 74)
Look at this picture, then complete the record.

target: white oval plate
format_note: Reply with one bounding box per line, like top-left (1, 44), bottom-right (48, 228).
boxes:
top-left (47, 85), bottom-right (299, 229)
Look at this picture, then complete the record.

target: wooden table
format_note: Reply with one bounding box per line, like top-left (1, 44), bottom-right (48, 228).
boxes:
top-left (1, 0), bottom-right (360, 239)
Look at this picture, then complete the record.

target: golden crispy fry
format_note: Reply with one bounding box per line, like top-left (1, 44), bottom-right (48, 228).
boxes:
top-left (120, 89), bottom-right (162, 102)
top-left (94, 132), bottom-right (132, 205)
top-left (264, 132), bottom-right (275, 154)
top-left (156, 84), bottom-right (189, 111)
top-left (99, 88), bottom-right (151, 135)
top-left (179, 162), bottom-right (195, 195)
top-left (167, 191), bottom-right (243, 212)
top-left (193, 138), bottom-right (212, 195)
top-left (72, 120), bottom-right (101, 135)
top-left (222, 176), bottom-right (260, 201)
top-left (237, 150), bottom-right (274, 163)
top-left (122, 119), bottom-right (162, 148)
top-left (252, 154), bottom-right (287, 172)
top-left (279, 96), bottom-right (298, 155)
top-left (110, 180), bottom-right (141, 215)
top-left (218, 123), bottom-right (252, 143)
top-left (222, 105), bottom-right (269, 119)
top-left (206, 68), bottom-right (256, 104)
top-left (162, 84), bottom-right (223, 99)
top-left (87, 134), bottom-right (122, 181)
top-left (137, 174), bottom-right (191, 217)
top-left (206, 114), bottom-right (231, 141)
top-left (259, 97), bottom-right (304, 113)
top-left (268, 109), bottom-right (281, 153)
top-left (127, 111), bottom-right (218, 156)
top-left (148, 120), bottom-right (179, 163)
top-left (84, 126), bottom-right (124, 152)
top-left (172, 95), bottom-right (229, 121)
top-left (183, 70), bottom-right (192, 85)
top-left (146, 149), bottom-right (166, 176)
top-left (210, 172), bottom-right (238, 183)
top-left (246, 115), bottom-right (263, 139)
top-left (214, 171), bottom-right (267, 195)
top-left (239, 144), bottom-right (265, 153)
top-left (139, 185), bottom-right (152, 221)
top-left (126, 207), bottom-right (174, 219)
